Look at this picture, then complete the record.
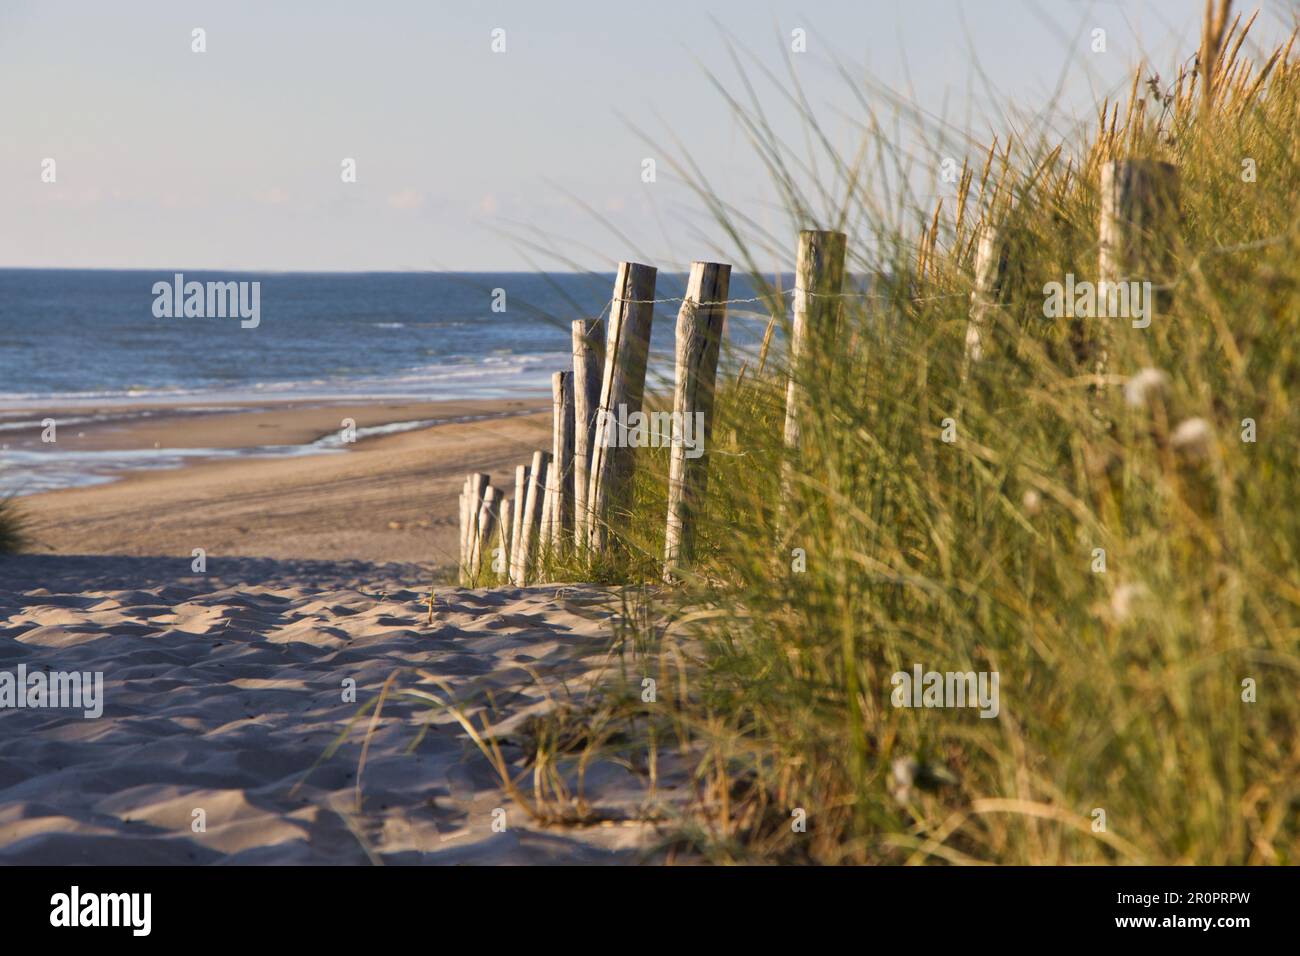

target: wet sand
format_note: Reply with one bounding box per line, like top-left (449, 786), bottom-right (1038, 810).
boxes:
top-left (12, 398), bottom-right (551, 568)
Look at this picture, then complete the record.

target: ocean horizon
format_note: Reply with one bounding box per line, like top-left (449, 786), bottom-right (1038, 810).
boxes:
top-left (0, 268), bottom-right (780, 408)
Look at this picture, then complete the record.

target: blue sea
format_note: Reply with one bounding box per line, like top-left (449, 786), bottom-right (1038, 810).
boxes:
top-left (0, 269), bottom-right (779, 493)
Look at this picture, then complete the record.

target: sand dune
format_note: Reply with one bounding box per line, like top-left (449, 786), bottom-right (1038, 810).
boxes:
top-left (0, 555), bottom-right (677, 864)
top-left (0, 400), bottom-right (681, 864)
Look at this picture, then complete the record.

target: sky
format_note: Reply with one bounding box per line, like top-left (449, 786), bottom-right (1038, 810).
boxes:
top-left (1, 1), bottom-right (1295, 272)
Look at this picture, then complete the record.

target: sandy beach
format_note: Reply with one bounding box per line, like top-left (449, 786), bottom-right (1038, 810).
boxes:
top-left (13, 398), bottom-right (550, 567)
top-left (0, 399), bottom-right (682, 864)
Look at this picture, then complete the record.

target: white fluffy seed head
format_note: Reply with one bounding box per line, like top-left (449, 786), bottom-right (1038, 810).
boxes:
top-left (1124, 368), bottom-right (1171, 409)
top-left (1171, 417), bottom-right (1214, 462)
top-left (890, 756), bottom-right (917, 804)
top-left (1110, 583), bottom-right (1148, 622)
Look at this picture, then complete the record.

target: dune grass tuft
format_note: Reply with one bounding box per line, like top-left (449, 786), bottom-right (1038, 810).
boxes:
top-left (0, 496), bottom-right (26, 554)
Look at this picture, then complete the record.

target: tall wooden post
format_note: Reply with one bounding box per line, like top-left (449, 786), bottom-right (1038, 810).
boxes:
top-left (1096, 160), bottom-right (1179, 382)
top-left (782, 231), bottom-right (847, 455)
top-left (572, 318), bottom-right (604, 550)
top-left (963, 223), bottom-right (1004, 371)
top-left (664, 262), bottom-right (730, 582)
top-left (586, 262), bottom-right (658, 552)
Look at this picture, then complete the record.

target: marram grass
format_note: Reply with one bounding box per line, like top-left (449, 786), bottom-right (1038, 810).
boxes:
top-left (0, 496), bottom-right (25, 554)
top-left (505, 13), bottom-right (1300, 865)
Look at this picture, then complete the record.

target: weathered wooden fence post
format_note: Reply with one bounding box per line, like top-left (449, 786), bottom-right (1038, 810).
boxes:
top-left (782, 231), bottom-right (847, 456)
top-left (781, 231), bottom-right (846, 511)
top-left (586, 262), bottom-right (658, 552)
top-left (513, 450), bottom-right (550, 585)
top-left (470, 484), bottom-right (498, 582)
top-left (548, 370), bottom-right (575, 553)
top-left (539, 469), bottom-right (554, 558)
top-left (509, 463), bottom-right (529, 579)
top-left (1096, 159), bottom-right (1179, 383)
top-left (571, 318), bottom-right (604, 550)
top-left (532, 451), bottom-right (552, 582)
top-left (496, 497), bottom-right (511, 581)
top-left (460, 472), bottom-right (489, 584)
top-left (458, 476), bottom-right (470, 584)
top-left (963, 223), bottom-right (1005, 372)
top-left (663, 261), bottom-right (730, 582)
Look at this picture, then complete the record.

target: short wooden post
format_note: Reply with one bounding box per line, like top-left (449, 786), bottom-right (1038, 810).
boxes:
top-left (548, 370), bottom-right (575, 553)
top-left (495, 497), bottom-right (511, 581)
top-left (587, 262), bottom-right (658, 552)
top-left (664, 261), bottom-right (730, 582)
top-left (509, 464), bottom-right (529, 579)
top-left (571, 318), bottom-right (604, 550)
top-left (782, 231), bottom-right (847, 455)
top-left (470, 484), bottom-right (498, 581)
top-left (1096, 160), bottom-right (1179, 381)
top-left (539, 469), bottom-right (554, 556)
top-left (462, 472), bottom-right (489, 583)
top-left (458, 476), bottom-right (470, 584)
top-left (532, 452), bottom-right (552, 582)
top-left (963, 223), bottom-right (1004, 370)
top-left (513, 450), bottom-right (550, 586)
